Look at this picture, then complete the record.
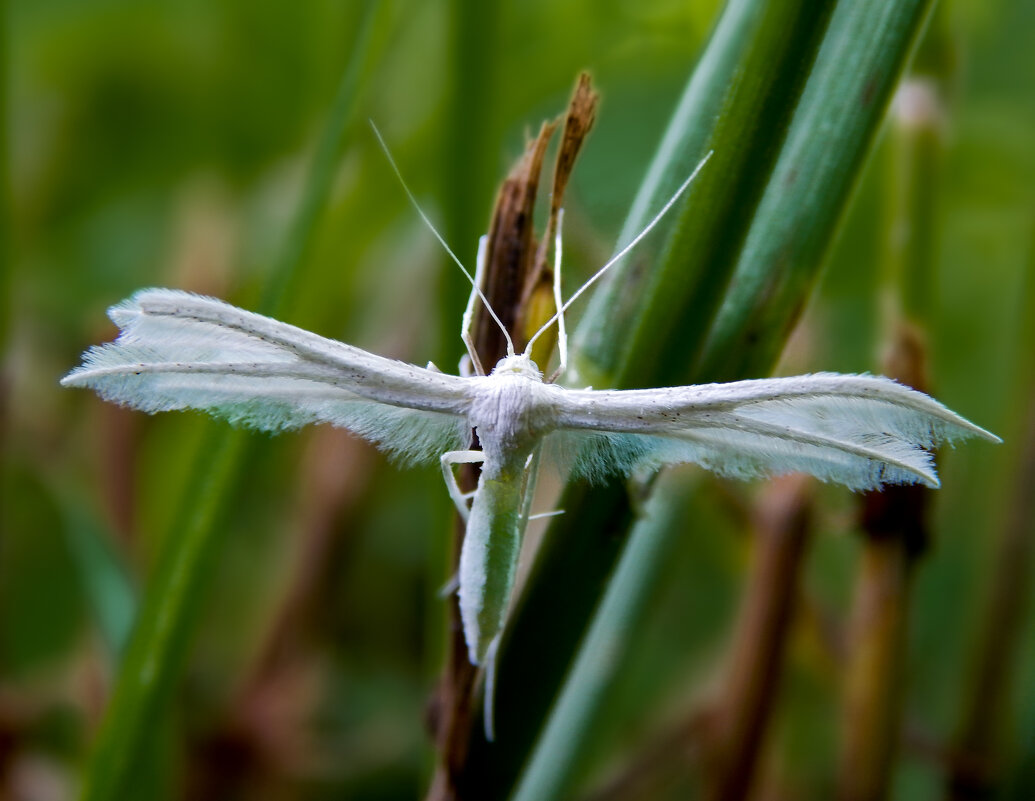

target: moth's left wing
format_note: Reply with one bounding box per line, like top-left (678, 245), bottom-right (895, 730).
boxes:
top-left (62, 289), bottom-right (473, 464)
top-left (549, 373), bottom-right (999, 490)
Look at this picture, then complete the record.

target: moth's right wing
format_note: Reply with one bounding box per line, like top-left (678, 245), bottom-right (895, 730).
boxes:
top-left (62, 289), bottom-right (473, 464)
top-left (548, 373), bottom-right (999, 490)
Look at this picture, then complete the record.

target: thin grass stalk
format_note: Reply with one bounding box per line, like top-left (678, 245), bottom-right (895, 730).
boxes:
top-left (0, 0), bottom-right (13, 657)
top-left (837, 533), bottom-right (917, 801)
top-left (0, 0), bottom-right (12, 462)
top-left (947, 230), bottom-right (1035, 798)
top-left (55, 486), bottom-right (137, 655)
top-left (947, 398), bottom-right (1035, 798)
top-left (835, 65), bottom-right (946, 801)
top-left (259, 3), bottom-right (380, 320)
top-left (77, 8), bottom-right (381, 799)
top-left (0, 0), bottom-right (9, 357)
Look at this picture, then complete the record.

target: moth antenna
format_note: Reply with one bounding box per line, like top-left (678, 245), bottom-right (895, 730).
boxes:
top-left (553, 208), bottom-right (568, 375)
top-left (460, 235), bottom-right (490, 375)
top-left (524, 149), bottom-right (714, 357)
top-left (370, 121), bottom-right (516, 357)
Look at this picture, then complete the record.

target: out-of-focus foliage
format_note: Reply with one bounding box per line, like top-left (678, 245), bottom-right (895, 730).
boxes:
top-left (2, 1), bottom-right (1032, 799)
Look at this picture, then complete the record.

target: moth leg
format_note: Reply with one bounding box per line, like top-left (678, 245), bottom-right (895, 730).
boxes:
top-left (528, 509), bottom-right (565, 521)
top-left (440, 449), bottom-right (485, 522)
top-left (482, 633), bottom-right (502, 742)
top-left (460, 234), bottom-right (489, 377)
top-left (546, 208), bottom-right (568, 384)
top-left (553, 208), bottom-right (568, 375)
top-left (437, 573), bottom-right (460, 598)
top-left (627, 466), bottom-right (658, 519)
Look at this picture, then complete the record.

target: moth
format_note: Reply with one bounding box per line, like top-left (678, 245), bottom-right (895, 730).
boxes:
top-left (62, 152), bottom-right (998, 723)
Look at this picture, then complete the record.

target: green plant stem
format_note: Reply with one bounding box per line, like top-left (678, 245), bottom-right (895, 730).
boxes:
top-left (573, 0), bottom-right (835, 390)
top-left (77, 7), bottom-right (381, 799)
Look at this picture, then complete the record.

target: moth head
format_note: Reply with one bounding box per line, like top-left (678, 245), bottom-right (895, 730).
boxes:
top-left (492, 353), bottom-right (543, 381)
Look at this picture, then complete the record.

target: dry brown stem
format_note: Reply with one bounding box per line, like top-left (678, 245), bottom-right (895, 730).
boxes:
top-left (426, 73), bottom-right (599, 801)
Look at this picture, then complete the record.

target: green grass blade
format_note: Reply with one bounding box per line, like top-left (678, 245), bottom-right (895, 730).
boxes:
top-left (56, 488), bottom-right (137, 655)
top-left (77, 7), bottom-right (382, 799)
top-left (259, 2), bottom-right (381, 320)
top-left (568, 0), bottom-right (768, 389)
top-left (698, 0), bottom-right (937, 381)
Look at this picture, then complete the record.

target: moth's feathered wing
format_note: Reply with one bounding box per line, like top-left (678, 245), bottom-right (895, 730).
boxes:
top-left (64, 289), bottom-right (998, 489)
top-left (61, 289), bottom-right (472, 464)
top-left (550, 375), bottom-right (999, 491)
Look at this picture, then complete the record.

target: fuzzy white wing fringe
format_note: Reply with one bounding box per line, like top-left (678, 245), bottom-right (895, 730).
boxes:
top-left (62, 289), bottom-right (470, 464)
top-left (555, 374), bottom-right (999, 491)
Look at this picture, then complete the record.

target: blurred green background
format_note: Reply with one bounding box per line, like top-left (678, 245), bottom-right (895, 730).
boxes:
top-left (3, 1), bottom-right (1033, 799)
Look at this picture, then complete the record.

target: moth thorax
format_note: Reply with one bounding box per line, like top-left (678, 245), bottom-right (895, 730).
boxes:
top-left (492, 354), bottom-right (542, 381)
top-left (470, 371), bottom-right (545, 457)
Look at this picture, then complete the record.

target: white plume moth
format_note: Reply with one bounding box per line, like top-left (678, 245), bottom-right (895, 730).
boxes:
top-left (63, 147), bottom-right (998, 738)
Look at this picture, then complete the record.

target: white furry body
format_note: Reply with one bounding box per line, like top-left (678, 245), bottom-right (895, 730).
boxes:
top-left (63, 289), bottom-right (999, 670)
